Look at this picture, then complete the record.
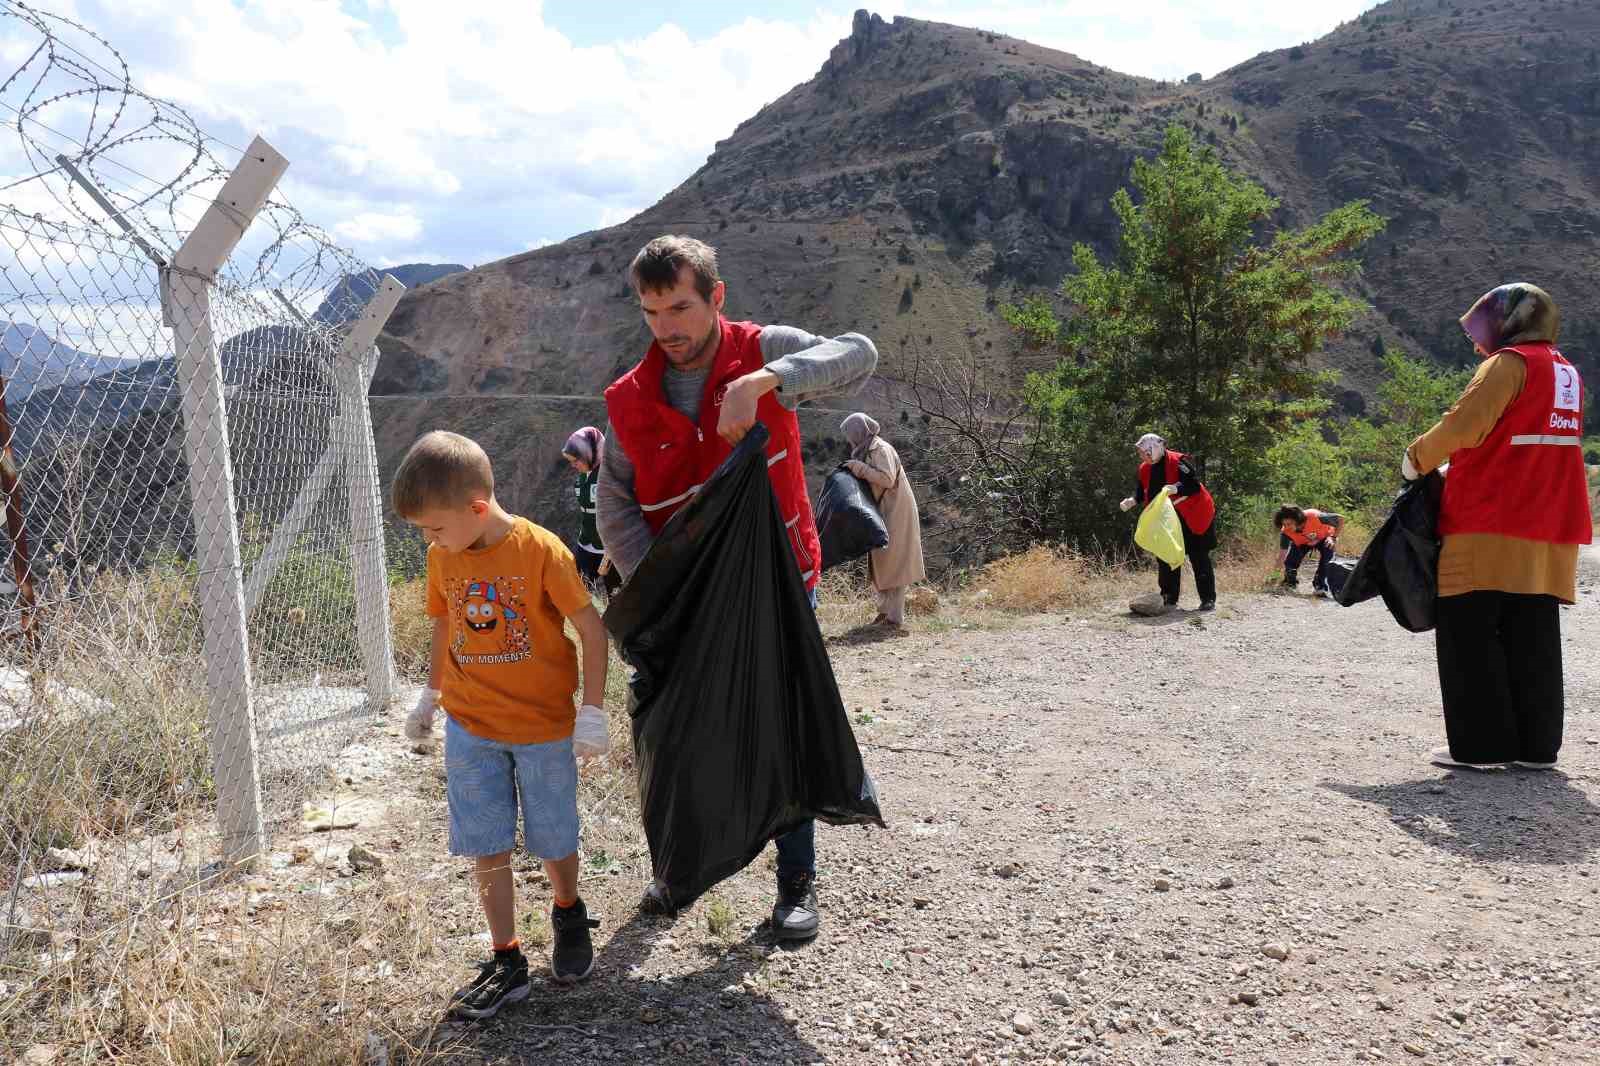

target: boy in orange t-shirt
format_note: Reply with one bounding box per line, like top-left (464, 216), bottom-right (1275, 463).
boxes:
top-left (392, 430), bottom-right (609, 1020)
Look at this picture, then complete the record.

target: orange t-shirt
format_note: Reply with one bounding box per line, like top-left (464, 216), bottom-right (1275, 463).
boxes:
top-left (426, 517), bottom-right (592, 745)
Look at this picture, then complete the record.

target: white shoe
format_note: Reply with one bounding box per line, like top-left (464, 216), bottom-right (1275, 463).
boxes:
top-left (1512, 759), bottom-right (1557, 770)
top-left (1428, 746), bottom-right (1507, 770)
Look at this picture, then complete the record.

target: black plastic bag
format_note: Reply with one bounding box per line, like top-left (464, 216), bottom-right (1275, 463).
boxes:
top-left (1336, 471), bottom-right (1444, 632)
top-left (815, 465), bottom-right (889, 571)
top-left (1322, 556), bottom-right (1358, 599)
top-left (603, 425), bottom-right (885, 910)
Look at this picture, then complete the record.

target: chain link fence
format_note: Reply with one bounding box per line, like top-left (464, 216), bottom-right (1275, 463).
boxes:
top-left (0, 0), bottom-right (401, 971)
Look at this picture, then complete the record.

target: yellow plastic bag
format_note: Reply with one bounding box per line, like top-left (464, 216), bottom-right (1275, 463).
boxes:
top-left (1135, 493), bottom-right (1186, 568)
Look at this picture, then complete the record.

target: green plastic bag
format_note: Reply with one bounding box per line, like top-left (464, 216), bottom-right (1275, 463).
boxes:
top-left (1135, 493), bottom-right (1186, 568)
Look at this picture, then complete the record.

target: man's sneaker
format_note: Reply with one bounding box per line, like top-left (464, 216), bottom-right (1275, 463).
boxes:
top-left (638, 878), bottom-right (675, 916)
top-left (771, 871), bottom-right (820, 942)
top-left (1198, 600), bottom-right (1216, 612)
top-left (449, 949), bottom-right (530, 1019)
top-left (1428, 746), bottom-right (1507, 771)
top-left (551, 898), bottom-right (600, 983)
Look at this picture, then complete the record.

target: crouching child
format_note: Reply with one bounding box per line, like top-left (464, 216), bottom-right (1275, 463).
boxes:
top-left (1275, 504), bottom-right (1344, 596)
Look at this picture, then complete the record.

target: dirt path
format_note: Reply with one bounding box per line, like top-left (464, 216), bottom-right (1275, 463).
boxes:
top-left (363, 555), bottom-right (1600, 1066)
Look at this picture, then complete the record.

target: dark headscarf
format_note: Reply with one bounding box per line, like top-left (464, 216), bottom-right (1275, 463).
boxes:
top-left (562, 426), bottom-right (603, 467)
top-left (1460, 283), bottom-right (1561, 354)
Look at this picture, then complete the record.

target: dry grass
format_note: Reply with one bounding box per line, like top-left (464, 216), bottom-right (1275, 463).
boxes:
top-left (1213, 538), bottom-right (1288, 596)
top-left (1, 567), bottom-right (216, 866)
top-left (968, 544), bottom-right (1138, 613)
top-left (388, 576), bottom-right (434, 682)
top-left (2, 860), bottom-right (464, 1065)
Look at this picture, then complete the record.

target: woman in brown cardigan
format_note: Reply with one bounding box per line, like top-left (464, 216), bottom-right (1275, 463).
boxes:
top-left (841, 413), bottom-right (926, 629)
top-left (1404, 283), bottom-right (1592, 771)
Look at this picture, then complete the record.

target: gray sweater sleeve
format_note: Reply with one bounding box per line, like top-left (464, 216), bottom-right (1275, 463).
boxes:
top-left (596, 326), bottom-right (879, 582)
top-left (595, 423), bottom-right (653, 581)
top-left (760, 326), bottom-right (879, 409)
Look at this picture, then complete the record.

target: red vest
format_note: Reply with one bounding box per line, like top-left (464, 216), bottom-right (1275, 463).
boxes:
top-left (604, 318), bottom-right (822, 589)
top-left (1438, 343), bottom-right (1592, 544)
top-left (1284, 510), bottom-right (1337, 547)
top-left (1138, 451), bottom-right (1217, 535)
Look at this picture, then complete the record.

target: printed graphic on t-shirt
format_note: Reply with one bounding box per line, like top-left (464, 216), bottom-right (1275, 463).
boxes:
top-left (446, 577), bottom-right (531, 666)
top-left (1554, 362), bottom-right (1581, 412)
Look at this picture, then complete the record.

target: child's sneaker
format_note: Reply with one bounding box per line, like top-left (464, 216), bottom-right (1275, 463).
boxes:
top-left (449, 947), bottom-right (530, 1019)
top-left (551, 898), bottom-right (599, 983)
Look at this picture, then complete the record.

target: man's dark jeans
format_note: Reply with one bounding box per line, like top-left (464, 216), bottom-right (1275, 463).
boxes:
top-left (775, 584), bottom-right (822, 876)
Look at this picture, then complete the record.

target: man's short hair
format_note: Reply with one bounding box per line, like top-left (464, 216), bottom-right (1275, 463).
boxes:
top-left (392, 431), bottom-right (494, 516)
top-left (1273, 504), bottom-right (1305, 527)
top-left (629, 235), bottom-right (720, 302)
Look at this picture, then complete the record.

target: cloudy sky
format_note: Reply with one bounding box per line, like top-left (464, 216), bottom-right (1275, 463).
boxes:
top-left (2, 0), bottom-right (1379, 274)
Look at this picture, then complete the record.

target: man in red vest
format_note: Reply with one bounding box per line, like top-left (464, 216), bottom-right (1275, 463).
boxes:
top-left (1120, 432), bottom-right (1218, 610)
top-left (1273, 504), bottom-right (1344, 595)
top-left (597, 235), bottom-right (878, 940)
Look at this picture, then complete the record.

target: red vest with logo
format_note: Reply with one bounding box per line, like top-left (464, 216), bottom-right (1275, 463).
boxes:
top-left (1138, 451), bottom-right (1217, 535)
top-left (1284, 510), bottom-right (1337, 547)
top-left (1438, 343), bottom-right (1592, 544)
top-left (604, 318), bottom-right (822, 589)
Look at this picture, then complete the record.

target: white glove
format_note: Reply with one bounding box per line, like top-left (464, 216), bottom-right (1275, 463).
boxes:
top-left (573, 704), bottom-right (609, 758)
top-left (1119, 496), bottom-right (1137, 513)
top-left (405, 687), bottom-right (440, 748)
top-left (1401, 450), bottom-right (1420, 482)
top-left (1163, 484), bottom-right (1179, 497)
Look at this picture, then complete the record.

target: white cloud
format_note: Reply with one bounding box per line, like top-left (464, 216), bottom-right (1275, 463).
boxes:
top-left (0, 1), bottom-right (1380, 272)
top-left (597, 204), bottom-right (645, 229)
top-left (334, 210), bottom-right (424, 244)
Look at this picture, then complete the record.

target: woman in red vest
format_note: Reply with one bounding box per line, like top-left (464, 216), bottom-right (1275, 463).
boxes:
top-left (1119, 432), bottom-right (1218, 610)
top-left (1404, 283), bottom-right (1591, 771)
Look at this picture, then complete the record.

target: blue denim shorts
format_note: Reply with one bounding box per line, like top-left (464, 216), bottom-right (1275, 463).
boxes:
top-left (444, 716), bottom-right (580, 860)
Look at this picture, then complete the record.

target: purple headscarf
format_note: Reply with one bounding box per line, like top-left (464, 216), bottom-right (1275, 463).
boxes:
top-left (562, 426), bottom-right (603, 467)
top-left (1460, 283), bottom-right (1561, 354)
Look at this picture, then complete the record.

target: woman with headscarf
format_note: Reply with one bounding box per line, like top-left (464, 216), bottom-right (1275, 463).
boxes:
top-left (1119, 432), bottom-right (1218, 611)
top-left (841, 413), bottom-right (925, 628)
top-left (562, 426), bottom-right (620, 596)
top-left (1404, 283), bottom-right (1591, 771)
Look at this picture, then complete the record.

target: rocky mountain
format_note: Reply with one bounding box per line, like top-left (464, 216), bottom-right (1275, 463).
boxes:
top-left (367, 0), bottom-right (1600, 533)
top-left (0, 324), bottom-right (105, 409)
top-left (315, 263), bottom-right (467, 325)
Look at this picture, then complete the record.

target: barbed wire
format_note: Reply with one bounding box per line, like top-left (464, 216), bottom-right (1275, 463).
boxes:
top-left (0, 0), bottom-right (385, 315)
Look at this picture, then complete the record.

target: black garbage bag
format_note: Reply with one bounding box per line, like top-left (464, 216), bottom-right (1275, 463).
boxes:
top-left (1336, 471), bottom-right (1444, 632)
top-left (603, 425), bottom-right (885, 911)
top-left (815, 465), bottom-right (889, 571)
top-left (1322, 556), bottom-right (1359, 599)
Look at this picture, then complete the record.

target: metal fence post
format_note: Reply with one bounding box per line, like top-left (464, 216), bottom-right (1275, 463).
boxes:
top-left (162, 135), bottom-right (289, 867)
top-left (336, 278), bottom-right (404, 708)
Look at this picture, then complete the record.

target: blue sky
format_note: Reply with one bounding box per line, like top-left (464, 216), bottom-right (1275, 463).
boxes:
top-left (0, 1), bottom-right (1380, 276)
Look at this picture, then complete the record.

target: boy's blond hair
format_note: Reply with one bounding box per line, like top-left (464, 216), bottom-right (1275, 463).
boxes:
top-left (392, 431), bottom-right (494, 516)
